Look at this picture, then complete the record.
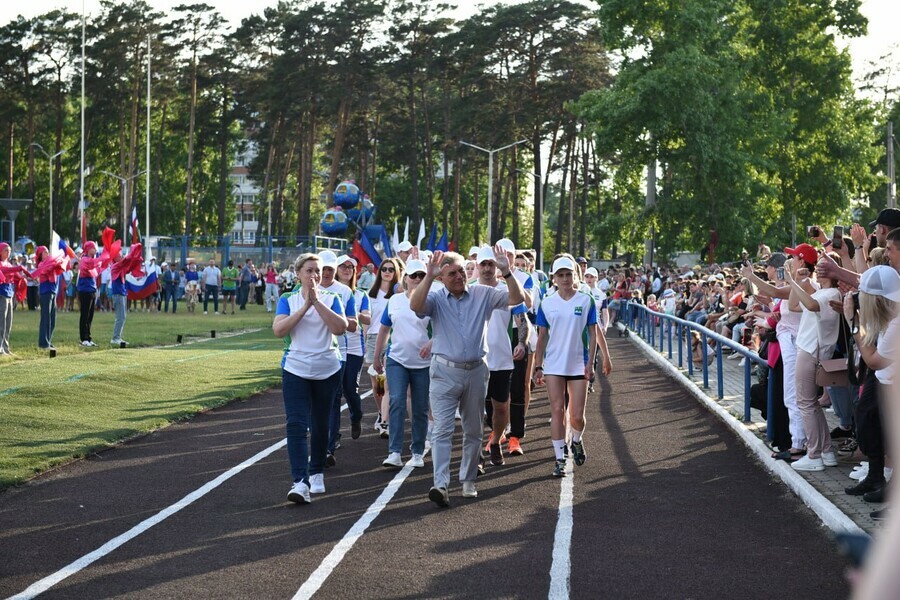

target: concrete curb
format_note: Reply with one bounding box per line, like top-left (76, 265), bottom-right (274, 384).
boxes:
top-left (627, 331), bottom-right (867, 536)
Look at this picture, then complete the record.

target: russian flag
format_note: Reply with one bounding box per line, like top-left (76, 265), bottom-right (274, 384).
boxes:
top-left (352, 239), bottom-right (378, 272)
top-left (125, 270), bottom-right (158, 300)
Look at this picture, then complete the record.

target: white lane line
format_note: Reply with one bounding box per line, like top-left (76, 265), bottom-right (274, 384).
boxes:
top-left (548, 462), bottom-right (574, 599)
top-left (8, 389), bottom-right (373, 600)
top-left (293, 447), bottom-right (428, 600)
top-left (7, 439), bottom-right (287, 600)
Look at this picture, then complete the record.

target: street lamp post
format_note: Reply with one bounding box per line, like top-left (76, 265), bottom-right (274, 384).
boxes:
top-left (31, 143), bottom-right (65, 239)
top-left (232, 183), bottom-right (244, 245)
top-left (517, 168), bottom-right (543, 271)
top-left (101, 170), bottom-right (146, 243)
top-left (268, 189), bottom-right (273, 264)
top-left (460, 139), bottom-right (527, 243)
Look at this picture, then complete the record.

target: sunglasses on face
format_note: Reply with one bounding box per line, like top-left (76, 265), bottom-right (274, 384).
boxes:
top-left (407, 272), bottom-right (425, 280)
top-left (381, 267), bottom-right (395, 273)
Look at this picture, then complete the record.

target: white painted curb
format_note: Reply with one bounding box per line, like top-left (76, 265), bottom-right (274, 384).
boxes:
top-left (627, 331), bottom-right (867, 536)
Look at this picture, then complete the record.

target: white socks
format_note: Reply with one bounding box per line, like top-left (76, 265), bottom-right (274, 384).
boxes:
top-left (552, 439), bottom-right (567, 460)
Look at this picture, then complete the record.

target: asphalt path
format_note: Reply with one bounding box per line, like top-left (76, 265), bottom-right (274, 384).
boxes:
top-left (0, 337), bottom-right (851, 599)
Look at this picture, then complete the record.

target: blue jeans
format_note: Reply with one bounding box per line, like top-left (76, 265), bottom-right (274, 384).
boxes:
top-left (328, 354), bottom-right (365, 455)
top-left (164, 285), bottom-right (178, 312)
top-left (38, 292), bottom-right (56, 348)
top-left (828, 384), bottom-right (859, 430)
top-left (386, 357), bottom-right (430, 455)
top-left (282, 368), bottom-right (340, 484)
top-left (203, 285), bottom-right (219, 313)
top-left (327, 361), bottom-right (347, 454)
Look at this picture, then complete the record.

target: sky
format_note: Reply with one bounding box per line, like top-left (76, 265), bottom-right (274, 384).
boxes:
top-left (0, 0), bottom-right (896, 87)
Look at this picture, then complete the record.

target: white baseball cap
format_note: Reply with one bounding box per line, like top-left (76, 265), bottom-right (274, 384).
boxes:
top-left (467, 246), bottom-right (480, 258)
top-left (318, 250), bottom-right (338, 269)
top-left (476, 246), bottom-right (497, 264)
top-left (584, 267), bottom-right (599, 277)
top-left (550, 256), bottom-right (576, 274)
top-left (336, 254), bottom-right (357, 267)
top-left (496, 238), bottom-right (515, 253)
top-left (405, 259), bottom-right (427, 275)
top-left (397, 241), bottom-right (413, 252)
top-left (859, 265), bottom-right (900, 302)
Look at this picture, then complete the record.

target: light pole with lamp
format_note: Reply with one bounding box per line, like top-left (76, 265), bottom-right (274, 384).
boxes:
top-left (101, 170), bottom-right (146, 243)
top-left (30, 143), bottom-right (65, 239)
top-left (517, 168), bottom-right (544, 271)
top-left (460, 139), bottom-right (527, 243)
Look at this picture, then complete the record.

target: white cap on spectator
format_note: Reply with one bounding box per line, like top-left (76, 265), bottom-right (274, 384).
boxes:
top-left (161, 261), bottom-right (168, 267)
top-left (397, 241), bottom-right (413, 252)
top-left (405, 259), bottom-right (427, 275)
top-left (496, 238), bottom-right (515, 253)
top-left (318, 250), bottom-right (338, 269)
top-left (859, 265), bottom-right (900, 302)
top-left (467, 246), bottom-right (480, 258)
top-left (550, 256), bottom-right (576, 274)
top-left (661, 289), bottom-right (675, 298)
top-left (584, 267), bottom-right (599, 277)
top-left (337, 254), bottom-right (356, 267)
top-left (421, 250), bottom-right (433, 262)
top-left (476, 246), bottom-right (496, 264)
top-left (707, 275), bottom-right (717, 282)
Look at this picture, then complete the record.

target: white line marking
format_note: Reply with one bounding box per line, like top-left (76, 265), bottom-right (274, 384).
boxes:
top-left (8, 389), bottom-right (374, 599)
top-left (7, 439), bottom-right (287, 600)
top-left (293, 447), bottom-right (427, 600)
top-left (548, 463), bottom-right (574, 599)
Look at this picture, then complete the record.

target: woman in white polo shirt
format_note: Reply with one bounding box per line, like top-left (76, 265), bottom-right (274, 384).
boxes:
top-left (373, 259), bottom-right (432, 469)
top-left (273, 253), bottom-right (347, 504)
top-left (336, 255), bottom-right (369, 439)
top-left (534, 256), bottom-right (612, 478)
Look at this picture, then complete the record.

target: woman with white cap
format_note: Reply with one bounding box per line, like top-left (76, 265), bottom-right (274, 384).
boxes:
top-left (336, 254), bottom-right (368, 440)
top-left (533, 256), bottom-right (612, 477)
top-left (367, 257), bottom-right (404, 435)
top-left (841, 265), bottom-right (900, 503)
top-left (374, 258), bottom-right (432, 469)
top-left (273, 253), bottom-right (347, 503)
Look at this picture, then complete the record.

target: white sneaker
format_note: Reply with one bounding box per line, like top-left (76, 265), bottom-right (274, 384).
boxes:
top-left (110, 339), bottom-right (120, 345)
top-left (886, 467), bottom-right (893, 482)
top-left (728, 352), bottom-right (742, 360)
top-left (373, 416), bottom-right (384, 432)
top-left (383, 452), bottom-right (403, 469)
top-left (309, 473), bottom-right (325, 494)
top-left (287, 481), bottom-right (311, 504)
top-left (850, 466), bottom-right (869, 481)
top-left (821, 451), bottom-right (838, 467)
top-left (461, 481), bottom-right (477, 498)
top-left (203, 311), bottom-right (207, 315)
top-left (738, 358), bottom-right (746, 367)
top-left (408, 454), bottom-right (425, 468)
top-left (424, 439), bottom-right (432, 452)
top-left (214, 311), bottom-right (219, 315)
top-left (791, 455), bottom-right (825, 472)
top-left (81, 340), bottom-right (92, 347)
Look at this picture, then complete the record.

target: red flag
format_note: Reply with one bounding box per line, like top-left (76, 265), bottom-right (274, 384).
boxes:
top-left (352, 239), bottom-right (376, 274)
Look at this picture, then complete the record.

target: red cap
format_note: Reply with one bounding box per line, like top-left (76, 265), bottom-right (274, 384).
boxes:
top-left (783, 243), bottom-right (818, 266)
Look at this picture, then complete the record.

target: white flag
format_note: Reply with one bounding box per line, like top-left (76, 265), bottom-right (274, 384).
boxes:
top-left (50, 231), bottom-right (62, 258)
top-left (416, 219), bottom-right (426, 249)
top-left (392, 221), bottom-right (400, 253)
top-left (403, 217), bottom-right (410, 243)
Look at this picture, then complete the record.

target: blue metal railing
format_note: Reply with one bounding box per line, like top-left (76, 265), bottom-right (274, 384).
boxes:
top-left (620, 302), bottom-right (775, 439)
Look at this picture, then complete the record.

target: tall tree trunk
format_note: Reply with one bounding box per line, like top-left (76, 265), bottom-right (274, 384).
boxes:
top-left (408, 80), bottom-right (420, 225)
top-left (511, 146), bottom-right (519, 248)
top-left (326, 98), bottom-right (351, 201)
top-left (453, 156), bottom-right (461, 250)
top-left (555, 133), bottom-right (573, 255)
top-left (532, 127), bottom-right (543, 267)
top-left (184, 50), bottom-right (199, 235)
top-left (278, 141), bottom-right (295, 237)
top-left (369, 113), bottom-right (379, 201)
top-left (580, 135), bottom-right (589, 257)
top-left (473, 163), bottom-right (480, 246)
top-left (53, 70), bottom-right (64, 238)
top-left (497, 154), bottom-right (509, 239)
top-left (27, 109), bottom-right (35, 238)
top-left (421, 87), bottom-right (434, 225)
top-left (8, 122), bottom-right (14, 199)
top-left (153, 101), bottom-right (169, 237)
top-left (258, 116), bottom-right (281, 244)
top-left (442, 91), bottom-right (451, 234)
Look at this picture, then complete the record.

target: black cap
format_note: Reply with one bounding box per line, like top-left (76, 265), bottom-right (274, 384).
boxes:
top-left (765, 252), bottom-right (787, 268)
top-left (869, 208), bottom-right (900, 229)
top-left (576, 256), bottom-right (588, 264)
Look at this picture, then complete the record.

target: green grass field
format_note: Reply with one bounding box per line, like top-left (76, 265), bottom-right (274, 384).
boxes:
top-left (0, 305), bottom-right (284, 489)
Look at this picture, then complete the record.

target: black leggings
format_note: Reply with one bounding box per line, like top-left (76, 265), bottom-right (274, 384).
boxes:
top-left (856, 369), bottom-right (886, 484)
top-left (78, 291), bottom-right (96, 342)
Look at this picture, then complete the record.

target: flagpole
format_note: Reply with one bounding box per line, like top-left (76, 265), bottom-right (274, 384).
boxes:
top-left (145, 34), bottom-right (151, 253)
top-left (79, 0), bottom-right (86, 246)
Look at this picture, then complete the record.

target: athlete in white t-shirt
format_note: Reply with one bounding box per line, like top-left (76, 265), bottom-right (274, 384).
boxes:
top-left (534, 256), bottom-right (612, 478)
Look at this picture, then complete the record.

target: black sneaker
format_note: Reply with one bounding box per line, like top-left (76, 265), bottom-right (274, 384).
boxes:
top-left (552, 459), bottom-right (567, 478)
top-left (325, 453), bottom-right (336, 468)
top-left (846, 479), bottom-right (883, 496)
top-left (864, 487), bottom-right (887, 503)
top-left (489, 444), bottom-right (504, 466)
top-left (428, 486), bottom-right (450, 508)
top-left (477, 461), bottom-right (486, 477)
top-left (830, 426), bottom-right (854, 440)
top-left (870, 508), bottom-right (890, 520)
top-left (570, 440), bottom-right (586, 466)
top-left (351, 420), bottom-right (362, 440)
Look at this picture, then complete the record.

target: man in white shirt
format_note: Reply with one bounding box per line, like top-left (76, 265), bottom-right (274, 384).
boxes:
top-left (356, 263), bottom-right (376, 291)
top-left (201, 259), bottom-right (222, 314)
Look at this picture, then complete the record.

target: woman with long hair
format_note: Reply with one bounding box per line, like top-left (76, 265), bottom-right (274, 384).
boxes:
top-left (264, 263), bottom-right (279, 312)
top-left (366, 257), bottom-right (404, 436)
top-left (32, 245), bottom-right (67, 350)
top-left (373, 259), bottom-right (432, 469)
top-left (336, 255), bottom-right (368, 439)
top-left (273, 253), bottom-right (347, 503)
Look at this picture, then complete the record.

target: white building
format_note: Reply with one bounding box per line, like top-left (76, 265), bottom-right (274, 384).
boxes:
top-left (229, 142), bottom-right (260, 245)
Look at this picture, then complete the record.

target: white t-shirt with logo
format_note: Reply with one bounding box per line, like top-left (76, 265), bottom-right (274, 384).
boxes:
top-left (277, 285), bottom-right (344, 380)
top-left (321, 280), bottom-right (356, 360)
top-left (473, 281), bottom-right (527, 371)
top-left (347, 290), bottom-right (369, 357)
top-left (536, 291), bottom-right (598, 376)
top-left (367, 288), bottom-right (389, 337)
top-left (380, 292), bottom-right (431, 370)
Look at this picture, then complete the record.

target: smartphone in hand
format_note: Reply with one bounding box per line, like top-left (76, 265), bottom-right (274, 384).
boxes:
top-left (776, 267), bottom-right (785, 280)
top-left (832, 226), bottom-right (844, 250)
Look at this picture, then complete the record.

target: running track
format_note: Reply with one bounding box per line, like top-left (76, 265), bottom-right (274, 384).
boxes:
top-left (0, 338), bottom-right (850, 599)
